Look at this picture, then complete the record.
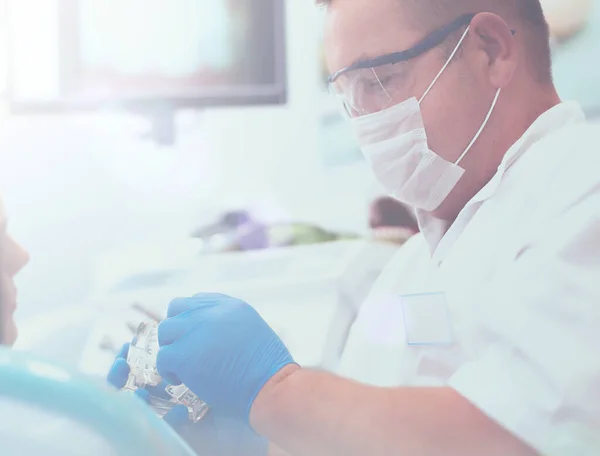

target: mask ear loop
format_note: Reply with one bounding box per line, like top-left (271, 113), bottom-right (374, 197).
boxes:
top-left (418, 25), bottom-right (471, 105)
top-left (455, 87), bottom-right (502, 165)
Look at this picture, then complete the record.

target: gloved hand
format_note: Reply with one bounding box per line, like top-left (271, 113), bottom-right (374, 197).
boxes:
top-left (157, 293), bottom-right (296, 422)
top-left (107, 343), bottom-right (268, 456)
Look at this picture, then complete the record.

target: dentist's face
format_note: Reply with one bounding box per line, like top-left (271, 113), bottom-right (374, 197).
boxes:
top-left (324, 0), bottom-right (482, 167)
top-left (323, 0), bottom-right (518, 219)
top-left (0, 199), bottom-right (30, 345)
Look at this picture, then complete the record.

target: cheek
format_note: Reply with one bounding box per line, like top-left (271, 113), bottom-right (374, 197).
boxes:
top-left (420, 70), bottom-right (488, 162)
top-left (0, 278), bottom-right (16, 346)
top-left (1, 318), bottom-right (17, 346)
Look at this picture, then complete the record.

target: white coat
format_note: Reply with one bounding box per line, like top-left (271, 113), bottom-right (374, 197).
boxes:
top-left (338, 101), bottom-right (600, 455)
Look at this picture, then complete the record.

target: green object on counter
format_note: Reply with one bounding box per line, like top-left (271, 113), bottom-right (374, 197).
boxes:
top-left (268, 223), bottom-right (360, 247)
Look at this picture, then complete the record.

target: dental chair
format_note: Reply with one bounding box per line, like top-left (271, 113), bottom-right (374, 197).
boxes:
top-left (0, 348), bottom-right (195, 456)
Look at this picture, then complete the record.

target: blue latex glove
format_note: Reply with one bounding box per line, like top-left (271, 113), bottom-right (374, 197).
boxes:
top-left (107, 343), bottom-right (268, 456)
top-left (157, 293), bottom-right (296, 422)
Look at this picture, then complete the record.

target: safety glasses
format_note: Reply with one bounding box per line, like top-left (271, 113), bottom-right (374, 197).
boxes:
top-left (328, 13), bottom-right (481, 117)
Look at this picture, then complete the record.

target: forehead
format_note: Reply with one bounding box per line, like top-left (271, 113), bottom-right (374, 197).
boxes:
top-left (323, 0), bottom-right (422, 72)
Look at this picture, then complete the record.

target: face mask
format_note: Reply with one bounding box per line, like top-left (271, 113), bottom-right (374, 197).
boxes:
top-left (349, 26), bottom-right (501, 212)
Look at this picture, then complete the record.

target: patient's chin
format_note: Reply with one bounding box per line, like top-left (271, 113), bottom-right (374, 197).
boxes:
top-left (2, 318), bottom-right (17, 346)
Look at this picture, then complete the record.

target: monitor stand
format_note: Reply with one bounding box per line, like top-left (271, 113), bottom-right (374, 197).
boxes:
top-left (141, 104), bottom-right (177, 146)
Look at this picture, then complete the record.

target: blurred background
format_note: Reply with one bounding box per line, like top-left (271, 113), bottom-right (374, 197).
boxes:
top-left (0, 0), bottom-right (597, 374)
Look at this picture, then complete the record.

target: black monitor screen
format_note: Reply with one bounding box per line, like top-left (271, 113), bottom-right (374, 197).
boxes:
top-left (7, 0), bottom-right (287, 111)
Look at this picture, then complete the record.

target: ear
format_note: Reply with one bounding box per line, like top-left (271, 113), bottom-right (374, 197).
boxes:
top-left (469, 12), bottom-right (519, 88)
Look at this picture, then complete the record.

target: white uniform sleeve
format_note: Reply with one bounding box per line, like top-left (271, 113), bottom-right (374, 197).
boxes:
top-left (448, 194), bottom-right (600, 456)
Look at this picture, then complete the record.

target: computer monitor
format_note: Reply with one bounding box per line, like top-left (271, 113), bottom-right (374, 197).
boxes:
top-left (6, 0), bottom-right (287, 130)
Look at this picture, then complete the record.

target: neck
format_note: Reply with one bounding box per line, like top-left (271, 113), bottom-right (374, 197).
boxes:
top-left (516, 85), bottom-right (561, 135)
top-left (496, 82), bottom-right (560, 161)
top-left (433, 85), bottom-right (561, 222)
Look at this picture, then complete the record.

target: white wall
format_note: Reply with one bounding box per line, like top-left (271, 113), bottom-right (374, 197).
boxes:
top-left (0, 1), bottom-right (377, 322)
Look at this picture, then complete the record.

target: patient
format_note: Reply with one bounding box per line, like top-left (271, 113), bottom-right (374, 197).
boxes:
top-left (0, 197), bottom-right (30, 345)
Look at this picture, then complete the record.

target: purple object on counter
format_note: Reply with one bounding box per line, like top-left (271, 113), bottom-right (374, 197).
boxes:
top-left (222, 211), bottom-right (252, 228)
top-left (236, 222), bottom-right (269, 251)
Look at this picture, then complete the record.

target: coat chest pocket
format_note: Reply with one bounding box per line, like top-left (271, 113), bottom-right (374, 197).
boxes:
top-left (400, 292), bottom-right (455, 346)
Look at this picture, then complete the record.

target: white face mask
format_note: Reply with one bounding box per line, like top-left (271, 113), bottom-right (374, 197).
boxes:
top-left (349, 26), bottom-right (501, 212)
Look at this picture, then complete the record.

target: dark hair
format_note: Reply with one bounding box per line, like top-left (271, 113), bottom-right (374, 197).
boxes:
top-left (369, 197), bottom-right (419, 231)
top-left (317, 0), bottom-right (552, 83)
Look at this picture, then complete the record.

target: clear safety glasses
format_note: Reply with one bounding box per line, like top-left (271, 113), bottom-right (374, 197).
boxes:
top-left (329, 62), bottom-right (415, 117)
top-left (328, 13), bottom-right (476, 118)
